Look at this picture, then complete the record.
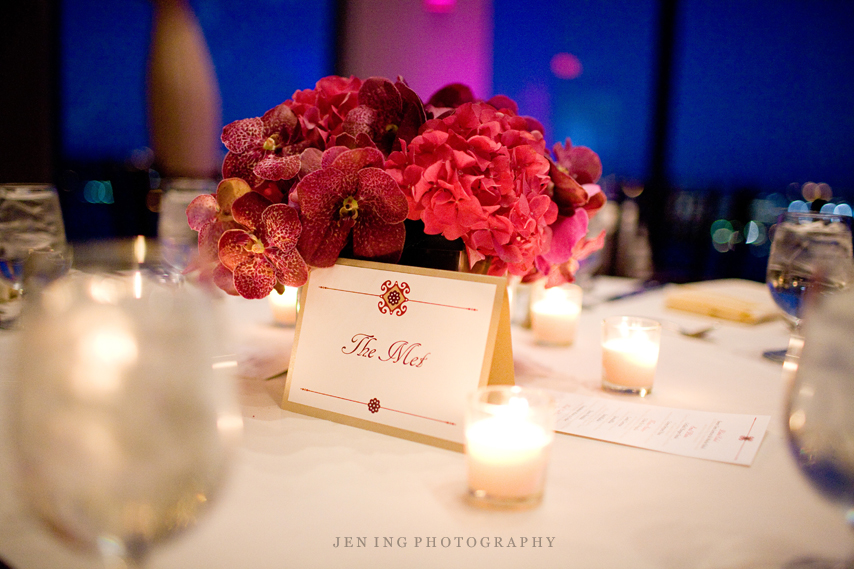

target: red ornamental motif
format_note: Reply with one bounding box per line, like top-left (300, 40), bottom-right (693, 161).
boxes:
top-left (368, 398), bottom-right (381, 414)
top-left (379, 280), bottom-right (410, 316)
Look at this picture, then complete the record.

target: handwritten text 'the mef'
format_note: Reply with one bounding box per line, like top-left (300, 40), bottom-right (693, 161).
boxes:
top-left (341, 333), bottom-right (430, 368)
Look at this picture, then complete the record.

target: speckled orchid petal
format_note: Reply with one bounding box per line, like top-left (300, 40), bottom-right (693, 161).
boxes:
top-left (265, 247), bottom-right (309, 287)
top-left (299, 221), bottom-right (353, 267)
top-left (330, 147), bottom-right (385, 177)
top-left (218, 229), bottom-right (256, 271)
top-left (233, 256), bottom-right (277, 299)
top-left (260, 102), bottom-right (298, 135)
top-left (232, 192), bottom-right (272, 232)
top-left (262, 203), bottom-right (301, 252)
top-left (213, 263), bottom-right (239, 296)
top-left (254, 153), bottom-right (301, 181)
top-left (222, 151), bottom-right (263, 188)
top-left (320, 146), bottom-right (350, 168)
top-left (360, 77), bottom-right (403, 118)
top-left (343, 105), bottom-right (379, 139)
top-left (294, 166), bottom-right (357, 266)
top-left (352, 213), bottom-right (405, 263)
top-left (221, 117), bottom-right (264, 153)
top-left (296, 166), bottom-right (354, 220)
top-left (300, 147), bottom-right (323, 177)
top-left (356, 168), bottom-right (408, 223)
top-left (186, 193), bottom-right (217, 231)
top-left (216, 178), bottom-right (253, 216)
top-left (198, 219), bottom-right (240, 264)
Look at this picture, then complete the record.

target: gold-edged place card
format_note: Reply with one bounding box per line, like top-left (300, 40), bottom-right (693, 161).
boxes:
top-left (282, 258), bottom-right (513, 451)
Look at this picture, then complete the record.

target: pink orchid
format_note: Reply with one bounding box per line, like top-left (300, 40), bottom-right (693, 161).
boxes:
top-left (339, 77), bottom-right (426, 155)
top-left (186, 178), bottom-right (253, 266)
top-left (217, 192), bottom-right (308, 299)
top-left (549, 139), bottom-right (606, 217)
top-left (295, 146), bottom-right (408, 267)
top-left (221, 103), bottom-right (304, 201)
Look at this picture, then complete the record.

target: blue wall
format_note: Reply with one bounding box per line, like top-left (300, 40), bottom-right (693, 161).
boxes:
top-left (493, 0), bottom-right (659, 185)
top-left (493, 0), bottom-right (854, 197)
top-left (61, 0), bottom-right (335, 163)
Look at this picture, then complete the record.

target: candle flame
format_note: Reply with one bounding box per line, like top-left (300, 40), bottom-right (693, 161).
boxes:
top-left (133, 235), bottom-right (147, 264)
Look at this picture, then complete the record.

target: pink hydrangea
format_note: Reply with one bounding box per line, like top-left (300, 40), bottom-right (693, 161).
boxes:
top-left (385, 102), bottom-right (555, 277)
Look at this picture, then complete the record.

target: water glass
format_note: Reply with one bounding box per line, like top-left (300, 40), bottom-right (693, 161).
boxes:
top-left (764, 211), bottom-right (854, 361)
top-left (0, 184), bottom-right (69, 328)
top-left (157, 178), bottom-right (216, 279)
top-left (8, 238), bottom-right (242, 566)
top-left (767, 211), bottom-right (854, 327)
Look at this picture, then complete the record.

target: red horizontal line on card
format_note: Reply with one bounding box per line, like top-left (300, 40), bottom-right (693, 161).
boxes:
top-left (301, 388), bottom-right (456, 426)
top-left (317, 286), bottom-right (477, 312)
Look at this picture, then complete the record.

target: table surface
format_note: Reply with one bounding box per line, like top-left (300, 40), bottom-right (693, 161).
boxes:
top-left (1, 277), bottom-right (851, 569)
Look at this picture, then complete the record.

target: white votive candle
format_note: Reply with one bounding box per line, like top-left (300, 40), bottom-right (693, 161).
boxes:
top-left (601, 316), bottom-right (661, 396)
top-left (466, 417), bottom-right (551, 499)
top-left (465, 386), bottom-right (555, 508)
top-left (269, 287), bottom-right (298, 326)
top-left (530, 283), bottom-right (582, 345)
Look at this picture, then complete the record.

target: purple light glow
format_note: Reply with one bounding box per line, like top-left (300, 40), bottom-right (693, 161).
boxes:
top-left (423, 0), bottom-right (455, 14)
top-left (550, 52), bottom-right (583, 80)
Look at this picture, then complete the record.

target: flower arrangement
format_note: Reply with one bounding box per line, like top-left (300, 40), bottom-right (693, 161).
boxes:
top-left (187, 76), bottom-right (606, 299)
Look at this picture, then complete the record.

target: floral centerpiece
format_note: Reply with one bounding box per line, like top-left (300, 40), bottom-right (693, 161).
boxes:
top-left (187, 76), bottom-right (606, 299)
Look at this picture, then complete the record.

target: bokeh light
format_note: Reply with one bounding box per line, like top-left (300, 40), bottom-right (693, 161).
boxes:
top-left (82, 180), bottom-right (115, 204)
top-left (550, 52), bottom-right (583, 80)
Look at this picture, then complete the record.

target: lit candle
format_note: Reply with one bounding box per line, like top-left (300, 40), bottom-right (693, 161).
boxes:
top-left (530, 284), bottom-right (582, 345)
top-left (466, 417), bottom-right (551, 499)
top-left (465, 386), bottom-right (555, 508)
top-left (269, 287), bottom-right (298, 326)
top-left (601, 317), bottom-right (661, 396)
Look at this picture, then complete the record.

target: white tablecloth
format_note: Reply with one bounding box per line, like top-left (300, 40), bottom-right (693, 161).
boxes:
top-left (1, 277), bottom-right (850, 569)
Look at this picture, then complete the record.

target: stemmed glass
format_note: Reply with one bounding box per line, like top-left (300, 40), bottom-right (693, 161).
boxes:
top-left (7, 238), bottom-right (242, 567)
top-left (784, 287), bottom-right (854, 568)
top-left (764, 211), bottom-right (854, 362)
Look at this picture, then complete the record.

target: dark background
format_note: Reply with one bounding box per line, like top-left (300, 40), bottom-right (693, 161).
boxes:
top-left (2, 0), bottom-right (852, 283)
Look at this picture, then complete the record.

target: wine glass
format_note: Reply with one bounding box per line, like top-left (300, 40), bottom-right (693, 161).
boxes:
top-left (784, 287), bottom-right (854, 568)
top-left (7, 237), bottom-right (242, 567)
top-left (764, 211), bottom-right (854, 362)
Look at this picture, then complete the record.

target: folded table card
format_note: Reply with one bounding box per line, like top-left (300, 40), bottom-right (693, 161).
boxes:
top-left (548, 391), bottom-right (770, 466)
top-left (283, 259), bottom-right (513, 451)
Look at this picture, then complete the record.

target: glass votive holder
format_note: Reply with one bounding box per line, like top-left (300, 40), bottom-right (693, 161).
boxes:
top-left (601, 316), bottom-right (661, 397)
top-left (464, 385), bottom-right (555, 509)
top-left (529, 282), bottom-right (583, 346)
top-left (269, 286), bottom-right (300, 326)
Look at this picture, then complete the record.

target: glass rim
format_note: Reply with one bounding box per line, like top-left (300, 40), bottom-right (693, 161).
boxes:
top-left (778, 211), bottom-right (853, 223)
top-left (468, 385), bottom-right (555, 408)
top-left (602, 315), bottom-right (661, 330)
top-left (0, 184), bottom-right (58, 198)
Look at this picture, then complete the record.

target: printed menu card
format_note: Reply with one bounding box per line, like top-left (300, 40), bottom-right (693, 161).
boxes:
top-left (550, 391), bottom-right (769, 465)
top-left (283, 259), bottom-right (513, 451)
